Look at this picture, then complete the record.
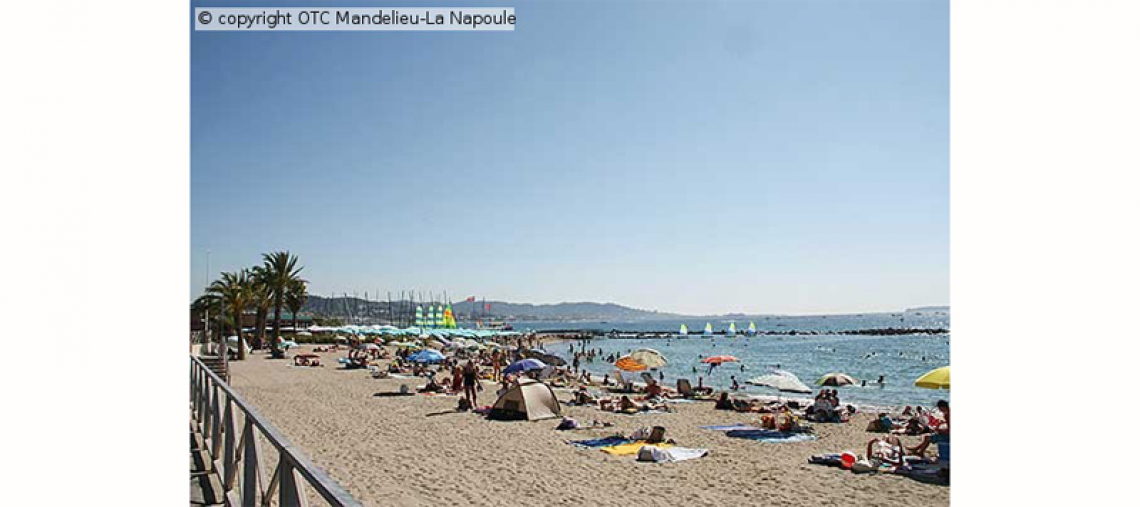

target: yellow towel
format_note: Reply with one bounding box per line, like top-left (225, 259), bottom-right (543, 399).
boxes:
top-left (599, 441), bottom-right (675, 456)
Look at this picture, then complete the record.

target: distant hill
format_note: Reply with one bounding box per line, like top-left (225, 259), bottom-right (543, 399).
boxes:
top-left (906, 306), bottom-right (950, 313)
top-left (303, 296), bottom-right (681, 323)
top-left (451, 300), bottom-right (683, 322)
top-left (302, 295), bottom-right (946, 323)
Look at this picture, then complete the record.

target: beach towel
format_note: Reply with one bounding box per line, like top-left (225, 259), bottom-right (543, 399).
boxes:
top-left (567, 436), bottom-right (633, 448)
top-left (809, 454), bottom-right (845, 467)
top-left (636, 445), bottom-right (709, 463)
top-left (701, 424), bottom-right (759, 432)
top-left (600, 441), bottom-right (675, 456)
top-left (725, 429), bottom-right (817, 443)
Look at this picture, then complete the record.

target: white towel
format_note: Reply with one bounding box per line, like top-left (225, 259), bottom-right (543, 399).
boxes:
top-left (637, 445), bottom-right (709, 463)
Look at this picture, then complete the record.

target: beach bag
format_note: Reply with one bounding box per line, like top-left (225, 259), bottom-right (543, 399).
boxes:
top-left (637, 445), bottom-right (669, 463)
top-left (852, 458), bottom-right (880, 474)
top-left (556, 417), bottom-right (580, 430)
top-left (629, 427), bottom-right (652, 440)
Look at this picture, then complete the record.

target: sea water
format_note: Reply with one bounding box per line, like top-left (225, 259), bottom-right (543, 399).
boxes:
top-left (514, 312), bottom-right (950, 408)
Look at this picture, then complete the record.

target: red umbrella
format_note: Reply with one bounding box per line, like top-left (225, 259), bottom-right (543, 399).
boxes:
top-left (701, 355), bottom-right (739, 365)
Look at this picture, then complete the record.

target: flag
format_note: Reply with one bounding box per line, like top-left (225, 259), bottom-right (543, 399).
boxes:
top-left (484, 303), bottom-right (492, 311)
top-left (464, 296), bottom-right (476, 303)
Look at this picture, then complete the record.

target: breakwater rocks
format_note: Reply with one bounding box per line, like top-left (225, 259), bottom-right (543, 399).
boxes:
top-left (536, 327), bottom-right (949, 339)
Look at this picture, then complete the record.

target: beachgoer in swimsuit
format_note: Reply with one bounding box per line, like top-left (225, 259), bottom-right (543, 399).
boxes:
top-left (463, 361), bottom-right (478, 405)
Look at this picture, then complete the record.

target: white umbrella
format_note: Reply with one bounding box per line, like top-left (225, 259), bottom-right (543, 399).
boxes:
top-left (747, 370), bottom-right (812, 394)
top-left (628, 348), bottom-right (668, 369)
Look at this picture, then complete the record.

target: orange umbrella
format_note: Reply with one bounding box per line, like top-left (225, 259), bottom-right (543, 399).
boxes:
top-left (701, 355), bottom-right (739, 365)
top-left (614, 356), bottom-right (648, 371)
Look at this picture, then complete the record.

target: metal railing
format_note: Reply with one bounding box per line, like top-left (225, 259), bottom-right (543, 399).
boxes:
top-left (191, 356), bottom-right (362, 507)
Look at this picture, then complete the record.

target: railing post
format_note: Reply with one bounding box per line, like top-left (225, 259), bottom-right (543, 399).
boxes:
top-left (241, 418), bottom-right (262, 507)
top-left (211, 383), bottom-right (222, 460)
top-left (278, 458), bottom-right (309, 507)
top-left (222, 395), bottom-right (237, 491)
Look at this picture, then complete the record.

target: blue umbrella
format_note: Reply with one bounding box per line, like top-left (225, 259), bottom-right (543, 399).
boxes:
top-left (408, 349), bottom-right (445, 364)
top-left (503, 358), bottom-right (546, 375)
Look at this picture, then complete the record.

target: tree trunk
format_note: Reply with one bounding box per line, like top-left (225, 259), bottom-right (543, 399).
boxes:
top-left (255, 307), bottom-right (268, 350)
top-left (237, 309), bottom-right (247, 360)
top-left (272, 297), bottom-right (283, 354)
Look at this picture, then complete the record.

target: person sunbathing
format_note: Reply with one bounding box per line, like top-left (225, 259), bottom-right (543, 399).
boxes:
top-left (573, 387), bottom-right (596, 405)
top-left (418, 377), bottom-right (445, 393)
top-left (866, 435), bottom-right (906, 466)
top-left (908, 400), bottom-right (949, 455)
top-left (617, 395), bottom-right (642, 413)
top-left (715, 392), bottom-right (734, 410)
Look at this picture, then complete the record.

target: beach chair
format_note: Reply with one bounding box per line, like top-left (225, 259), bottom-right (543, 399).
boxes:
top-left (677, 379), bottom-right (694, 398)
top-left (614, 372), bottom-right (635, 393)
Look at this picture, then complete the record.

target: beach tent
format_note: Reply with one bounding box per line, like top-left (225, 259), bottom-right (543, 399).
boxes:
top-left (914, 366), bottom-right (950, 389)
top-left (488, 379), bottom-right (562, 421)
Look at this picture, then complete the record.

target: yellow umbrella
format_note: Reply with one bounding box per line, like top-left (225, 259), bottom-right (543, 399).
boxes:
top-left (614, 356), bottom-right (648, 372)
top-left (915, 366), bottom-right (950, 389)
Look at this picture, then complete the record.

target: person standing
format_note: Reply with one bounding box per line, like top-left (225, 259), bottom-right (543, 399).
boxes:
top-left (463, 360), bottom-right (479, 406)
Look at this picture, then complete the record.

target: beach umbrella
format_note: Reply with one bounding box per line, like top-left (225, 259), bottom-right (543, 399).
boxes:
top-left (628, 349), bottom-right (668, 369)
top-left (504, 358), bottom-right (546, 375)
top-left (747, 370), bottom-right (812, 394)
top-left (701, 355), bottom-right (739, 365)
top-left (408, 349), bottom-right (445, 364)
top-left (817, 373), bottom-right (858, 386)
top-left (914, 366), bottom-right (950, 390)
top-left (614, 356), bottom-right (648, 372)
top-left (360, 343), bottom-right (380, 351)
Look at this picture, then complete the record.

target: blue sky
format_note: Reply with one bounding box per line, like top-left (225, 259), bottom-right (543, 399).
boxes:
top-left (191, 0), bottom-right (948, 315)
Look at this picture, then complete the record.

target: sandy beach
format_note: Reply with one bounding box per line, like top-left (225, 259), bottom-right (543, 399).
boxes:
top-left (225, 345), bottom-right (948, 507)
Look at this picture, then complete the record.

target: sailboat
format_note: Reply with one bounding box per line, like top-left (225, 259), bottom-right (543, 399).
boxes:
top-left (727, 322), bottom-right (737, 337)
top-left (678, 324), bottom-right (689, 338)
top-left (703, 322), bottom-right (714, 337)
top-left (748, 321), bottom-right (757, 336)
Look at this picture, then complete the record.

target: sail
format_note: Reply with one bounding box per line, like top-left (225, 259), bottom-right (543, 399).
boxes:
top-left (703, 323), bottom-right (713, 335)
top-left (749, 321), bottom-right (757, 334)
top-left (444, 305), bottom-right (456, 328)
top-left (679, 324), bottom-right (688, 335)
top-left (728, 322), bottom-right (737, 336)
top-left (435, 305), bottom-right (444, 327)
top-left (415, 306), bottom-right (424, 327)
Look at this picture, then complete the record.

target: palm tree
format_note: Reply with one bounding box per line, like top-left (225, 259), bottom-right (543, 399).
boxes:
top-left (285, 279), bottom-right (308, 333)
top-left (207, 270), bottom-right (252, 360)
top-left (249, 266), bottom-right (272, 351)
top-left (262, 251), bottom-right (304, 355)
top-left (191, 292), bottom-right (223, 345)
